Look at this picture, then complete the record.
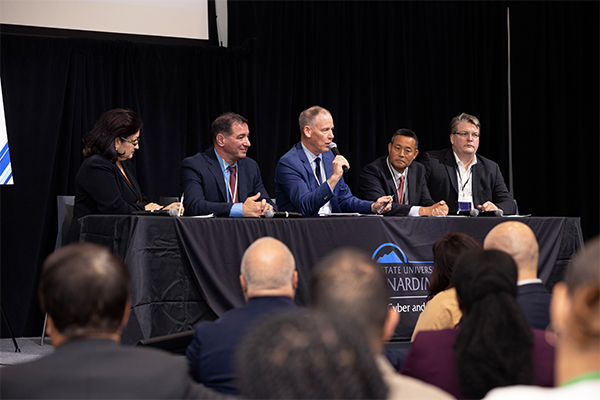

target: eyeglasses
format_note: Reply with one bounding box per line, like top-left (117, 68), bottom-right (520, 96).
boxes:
top-left (454, 131), bottom-right (480, 139)
top-left (120, 136), bottom-right (141, 146)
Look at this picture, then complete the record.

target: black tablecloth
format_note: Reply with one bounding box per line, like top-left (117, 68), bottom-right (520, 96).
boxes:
top-left (79, 215), bottom-right (583, 343)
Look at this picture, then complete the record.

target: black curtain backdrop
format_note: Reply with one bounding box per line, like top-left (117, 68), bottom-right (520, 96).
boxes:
top-left (1, 1), bottom-right (598, 338)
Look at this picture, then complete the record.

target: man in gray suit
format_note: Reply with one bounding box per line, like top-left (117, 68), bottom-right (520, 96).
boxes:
top-left (1, 243), bottom-right (225, 399)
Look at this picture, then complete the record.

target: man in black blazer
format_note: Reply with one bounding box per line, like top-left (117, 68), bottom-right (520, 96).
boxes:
top-left (1, 243), bottom-right (224, 400)
top-left (484, 221), bottom-right (552, 330)
top-left (421, 113), bottom-right (516, 215)
top-left (358, 129), bottom-right (449, 216)
top-left (186, 237), bottom-right (298, 394)
top-left (180, 112), bottom-right (274, 217)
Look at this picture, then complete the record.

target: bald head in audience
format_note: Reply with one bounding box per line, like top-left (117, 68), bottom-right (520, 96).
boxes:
top-left (240, 237), bottom-right (298, 300)
top-left (484, 221), bottom-right (539, 281)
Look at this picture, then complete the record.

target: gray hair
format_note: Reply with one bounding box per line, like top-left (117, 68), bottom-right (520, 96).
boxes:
top-left (298, 106), bottom-right (330, 134)
top-left (450, 113), bottom-right (481, 135)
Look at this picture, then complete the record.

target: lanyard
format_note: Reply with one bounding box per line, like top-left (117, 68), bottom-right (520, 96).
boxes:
top-left (457, 166), bottom-right (472, 196)
top-left (386, 157), bottom-right (406, 203)
top-left (222, 161), bottom-right (238, 203)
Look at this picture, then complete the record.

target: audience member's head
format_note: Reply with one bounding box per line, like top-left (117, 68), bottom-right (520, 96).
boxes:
top-left (453, 249), bottom-right (535, 398)
top-left (239, 237), bottom-right (297, 301)
top-left (484, 221), bottom-right (539, 281)
top-left (428, 232), bottom-right (482, 300)
top-left (236, 311), bottom-right (388, 399)
top-left (83, 108), bottom-right (143, 162)
top-left (550, 236), bottom-right (600, 385)
top-left (39, 243), bottom-right (131, 347)
top-left (309, 248), bottom-right (395, 353)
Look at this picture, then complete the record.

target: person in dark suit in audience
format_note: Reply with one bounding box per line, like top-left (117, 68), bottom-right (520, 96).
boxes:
top-left (179, 112), bottom-right (274, 217)
top-left (185, 237), bottom-right (298, 394)
top-left (358, 128), bottom-right (448, 216)
top-left (484, 221), bottom-right (552, 330)
top-left (67, 109), bottom-right (182, 243)
top-left (401, 249), bottom-right (554, 399)
top-left (421, 113), bottom-right (516, 215)
top-left (0, 243), bottom-right (223, 400)
top-left (274, 105), bottom-right (392, 215)
top-left (309, 248), bottom-right (454, 399)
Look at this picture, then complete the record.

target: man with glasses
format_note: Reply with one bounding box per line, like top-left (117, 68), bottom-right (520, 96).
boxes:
top-left (421, 113), bottom-right (516, 215)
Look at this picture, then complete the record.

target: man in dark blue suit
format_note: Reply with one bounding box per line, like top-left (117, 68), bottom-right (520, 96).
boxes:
top-left (358, 128), bottom-right (449, 217)
top-left (185, 237), bottom-right (298, 394)
top-left (275, 106), bottom-right (392, 215)
top-left (484, 221), bottom-right (552, 330)
top-left (180, 112), bottom-right (274, 217)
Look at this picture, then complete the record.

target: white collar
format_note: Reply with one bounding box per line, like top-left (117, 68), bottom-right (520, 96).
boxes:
top-left (453, 151), bottom-right (478, 170)
top-left (517, 278), bottom-right (543, 286)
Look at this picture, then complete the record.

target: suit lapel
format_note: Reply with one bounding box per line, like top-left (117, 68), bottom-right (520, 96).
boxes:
top-left (443, 149), bottom-right (459, 193)
top-left (406, 166), bottom-right (418, 204)
top-left (121, 161), bottom-right (142, 200)
top-left (296, 143), bottom-right (318, 191)
top-left (237, 160), bottom-right (248, 202)
top-left (471, 161), bottom-right (481, 205)
top-left (207, 148), bottom-right (228, 202)
top-left (380, 157), bottom-right (397, 197)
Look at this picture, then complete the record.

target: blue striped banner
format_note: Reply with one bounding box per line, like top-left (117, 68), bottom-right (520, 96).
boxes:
top-left (0, 79), bottom-right (13, 185)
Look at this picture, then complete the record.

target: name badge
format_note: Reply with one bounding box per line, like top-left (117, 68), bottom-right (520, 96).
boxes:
top-left (458, 199), bottom-right (472, 212)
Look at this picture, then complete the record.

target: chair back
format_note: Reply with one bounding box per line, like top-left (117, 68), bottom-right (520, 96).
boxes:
top-left (55, 195), bottom-right (75, 249)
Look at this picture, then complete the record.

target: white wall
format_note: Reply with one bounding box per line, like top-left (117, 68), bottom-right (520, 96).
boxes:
top-left (0, 0), bottom-right (209, 40)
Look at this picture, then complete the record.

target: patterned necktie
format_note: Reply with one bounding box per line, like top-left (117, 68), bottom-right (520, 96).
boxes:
top-left (314, 157), bottom-right (322, 185)
top-left (228, 165), bottom-right (238, 203)
top-left (398, 175), bottom-right (404, 205)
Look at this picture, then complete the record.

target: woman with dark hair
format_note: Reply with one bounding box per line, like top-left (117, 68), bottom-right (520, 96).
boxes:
top-left (401, 249), bottom-right (554, 399)
top-left (411, 232), bottom-right (482, 341)
top-left (67, 109), bottom-right (182, 243)
top-left (236, 311), bottom-right (388, 399)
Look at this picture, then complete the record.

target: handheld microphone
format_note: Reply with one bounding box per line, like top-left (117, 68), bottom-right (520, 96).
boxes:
top-left (328, 142), bottom-right (348, 173)
top-left (264, 210), bottom-right (303, 218)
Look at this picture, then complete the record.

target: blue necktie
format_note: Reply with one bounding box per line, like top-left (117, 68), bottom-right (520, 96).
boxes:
top-left (315, 157), bottom-right (322, 185)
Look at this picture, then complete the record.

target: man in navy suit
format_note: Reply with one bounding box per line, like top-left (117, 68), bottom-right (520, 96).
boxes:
top-left (180, 112), bottom-right (274, 217)
top-left (1, 243), bottom-right (223, 399)
top-left (484, 221), bottom-right (552, 330)
top-left (185, 237), bottom-right (298, 394)
top-left (358, 128), bottom-right (449, 216)
top-left (421, 113), bottom-right (516, 215)
top-left (275, 106), bottom-right (392, 215)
